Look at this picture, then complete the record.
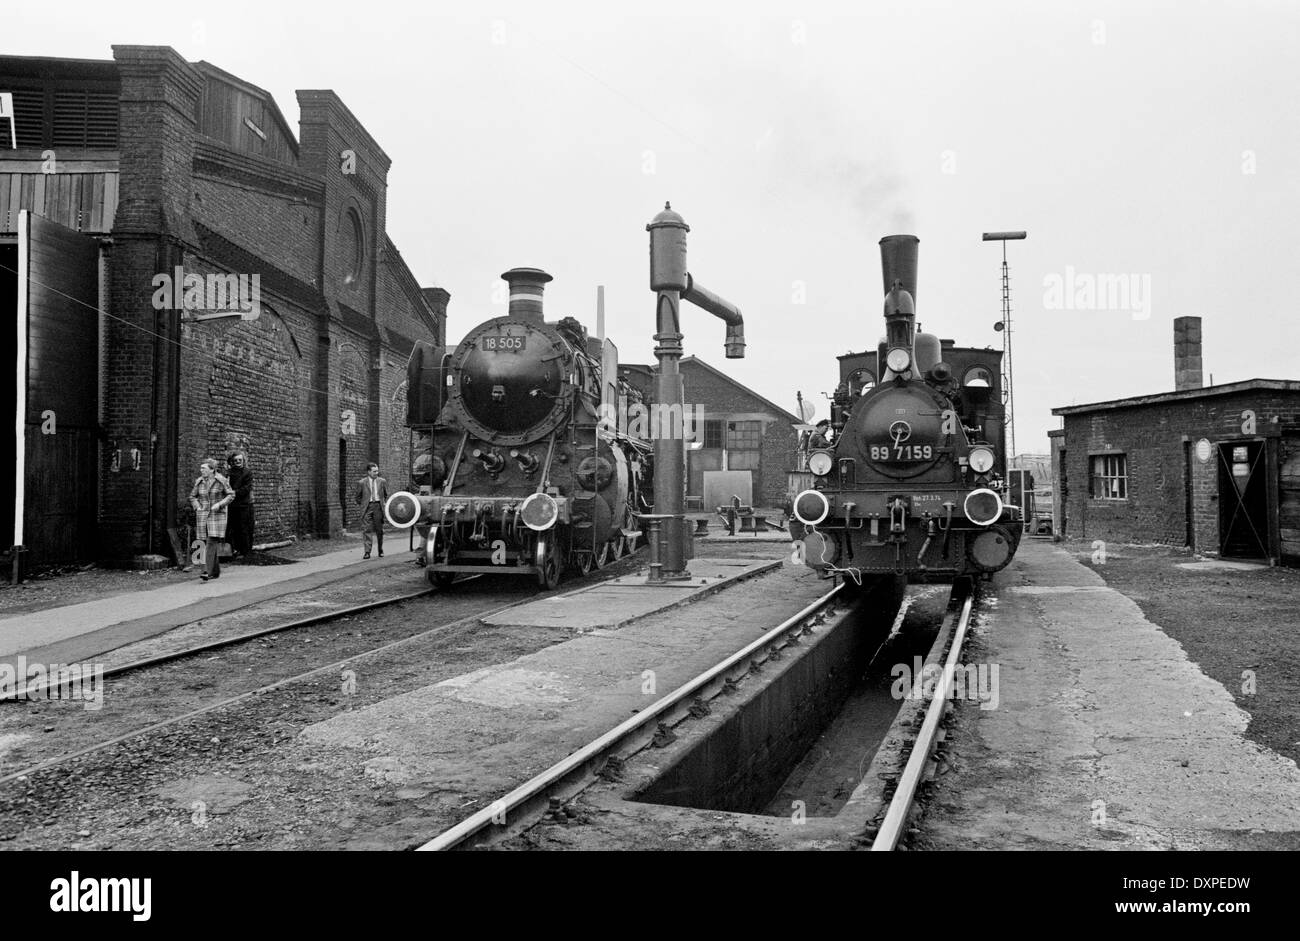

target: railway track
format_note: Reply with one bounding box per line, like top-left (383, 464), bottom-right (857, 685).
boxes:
top-left (418, 584), bottom-right (846, 850)
top-left (418, 577), bottom-right (976, 852)
top-left (0, 587), bottom-right (527, 787)
top-left (871, 578), bottom-right (974, 851)
top-left (0, 582), bottom-right (455, 704)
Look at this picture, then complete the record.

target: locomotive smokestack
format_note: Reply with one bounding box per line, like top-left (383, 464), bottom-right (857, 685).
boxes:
top-left (880, 234), bottom-right (919, 302)
top-left (880, 235), bottom-right (919, 362)
top-left (502, 267), bottom-right (553, 323)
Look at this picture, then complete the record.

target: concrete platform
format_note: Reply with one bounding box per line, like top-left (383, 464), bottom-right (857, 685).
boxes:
top-left (1174, 558), bottom-right (1270, 572)
top-left (481, 558), bottom-right (779, 630)
top-left (297, 552), bottom-right (832, 833)
top-left (921, 541), bottom-right (1300, 850)
top-left (0, 547), bottom-right (414, 668)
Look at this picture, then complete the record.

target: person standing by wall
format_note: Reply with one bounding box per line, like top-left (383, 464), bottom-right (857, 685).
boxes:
top-left (353, 462), bottom-right (388, 559)
top-left (227, 450), bottom-right (255, 560)
top-left (190, 457), bottom-right (234, 581)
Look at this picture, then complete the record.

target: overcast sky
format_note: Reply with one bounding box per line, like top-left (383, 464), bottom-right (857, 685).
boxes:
top-left (11, 0), bottom-right (1300, 454)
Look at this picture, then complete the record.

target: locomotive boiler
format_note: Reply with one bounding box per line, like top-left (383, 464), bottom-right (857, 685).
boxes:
top-left (788, 235), bottom-right (1021, 592)
top-left (384, 267), bottom-right (651, 589)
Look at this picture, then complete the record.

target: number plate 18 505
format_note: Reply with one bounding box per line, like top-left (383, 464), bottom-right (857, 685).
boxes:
top-left (482, 335), bottom-right (525, 352)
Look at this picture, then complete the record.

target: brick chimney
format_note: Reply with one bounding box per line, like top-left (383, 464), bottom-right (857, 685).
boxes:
top-left (1174, 316), bottom-right (1203, 391)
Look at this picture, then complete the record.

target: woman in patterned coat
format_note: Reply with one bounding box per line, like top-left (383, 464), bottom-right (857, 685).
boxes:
top-left (190, 457), bottom-right (234, 581)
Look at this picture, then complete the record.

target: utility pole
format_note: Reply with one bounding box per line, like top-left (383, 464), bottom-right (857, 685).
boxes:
top-left (982, 231), bottom-right (1027, 468)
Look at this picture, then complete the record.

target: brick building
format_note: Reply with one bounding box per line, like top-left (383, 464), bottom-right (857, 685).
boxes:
top-left (1, 48), bottom-right (447, 569)
top-left (1051, 316), bottom-right (1300, 565)
top-left (620, 356), bottom-right (801, 509)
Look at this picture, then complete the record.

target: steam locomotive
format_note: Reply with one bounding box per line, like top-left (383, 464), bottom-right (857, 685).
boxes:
top-left (384, 268), bottom-right (651, 589)
top-left (788, 235), bottom-right (1021, 592)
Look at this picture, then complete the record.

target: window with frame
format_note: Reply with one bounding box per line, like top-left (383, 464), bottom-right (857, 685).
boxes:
top-left (702, 419), bottom-right (724, 449)
top-left (1090, 454), bottom-right (1127, 500)
top-left (725, 420), bottom-right (762, 450)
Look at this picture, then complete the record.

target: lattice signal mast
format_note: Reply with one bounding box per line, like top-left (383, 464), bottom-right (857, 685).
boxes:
top-left (982, 230), bottom-right (1027, 469)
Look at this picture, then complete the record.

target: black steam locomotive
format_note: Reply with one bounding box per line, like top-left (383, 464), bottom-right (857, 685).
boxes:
top-left (385, 268), bottom-right (651, 589)
top-left (788, 235), bottom-right (1021, 592)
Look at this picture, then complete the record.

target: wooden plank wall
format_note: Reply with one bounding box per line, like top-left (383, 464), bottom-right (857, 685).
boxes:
top-left (196, 79), bottom-right (296, 164)
top-left (0, 169), bottom-right (119, 234)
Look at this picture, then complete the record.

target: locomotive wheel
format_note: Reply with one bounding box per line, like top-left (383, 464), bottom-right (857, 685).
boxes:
top-left (575, 552), bottom-right (593, 576)
top-left (593, 541), bottom-right (610, 569)
top-left (611, 535), bottom-right (626, 561)
top-left (426, 569), bottom-right (456, 589)
top-left (536, 539), bottom-right (561, 590)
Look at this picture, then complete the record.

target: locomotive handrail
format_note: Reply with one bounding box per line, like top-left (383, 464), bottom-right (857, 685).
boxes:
top-left (442, 430), bottom-right (469, 496)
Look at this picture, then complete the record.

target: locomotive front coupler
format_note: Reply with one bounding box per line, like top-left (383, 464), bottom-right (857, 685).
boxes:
top-left (916, 514), bottom-right (937, 569)
top-left (470, 504), bottom-right (492, 543)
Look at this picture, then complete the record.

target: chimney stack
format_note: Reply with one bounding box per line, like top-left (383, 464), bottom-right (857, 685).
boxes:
top-left (1173, 316), bottom-right (1203, 391)
top-left (501, 267), bottom-right (552, 323)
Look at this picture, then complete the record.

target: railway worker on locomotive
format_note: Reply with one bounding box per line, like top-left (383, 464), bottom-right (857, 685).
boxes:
top-left (788, 235), bottom-right (1021, 593)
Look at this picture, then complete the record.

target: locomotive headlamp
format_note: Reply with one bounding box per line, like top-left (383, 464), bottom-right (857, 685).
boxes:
top-left (968, 447), bottom-right (995, 474)
top-left (385, 492), bottom-right (422, 529)
top-left (885, 348), bottom-right (911, 373)
top-left (520, 492), bottom-right (560, 531)
top-left (964, 488), bottom-right (1003, 526)
top-left (793, 489), bottom-right (830, 526)
top-left (808, 450), bottom-right (834, 477)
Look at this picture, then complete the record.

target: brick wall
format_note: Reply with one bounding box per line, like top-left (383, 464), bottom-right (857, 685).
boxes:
top-left (175, 267), bottom-right (314, 543)
top-left (191, 175), bottom-right (321, 278)
top-left (1060, 389), bottom-right (1300, 553)
top-left (623, 358), bottom-right (800, 508)
top-left (96, 46), bottom-right (444, 559)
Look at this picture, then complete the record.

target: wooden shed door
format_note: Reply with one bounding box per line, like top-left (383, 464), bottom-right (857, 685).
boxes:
top-left (1280, 433), bottom-right (1300, 566)
top-left (1217, 441), bottom-right (1269, 559)
top-left (11, 212), bottom-right (100, 564)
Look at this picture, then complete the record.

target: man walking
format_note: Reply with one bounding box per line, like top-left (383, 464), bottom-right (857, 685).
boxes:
top-left (354, 462), bottom-right (389, 559)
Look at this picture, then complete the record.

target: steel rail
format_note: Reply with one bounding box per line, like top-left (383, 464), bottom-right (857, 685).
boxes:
top-left (0, 584), bottom-right (450, 703)
top-left (418, 583), bottom-right (844, 851)
top-left (871, 583), bottom-right (975, 851)
top-left (0, 590), bottom-right (523, 787)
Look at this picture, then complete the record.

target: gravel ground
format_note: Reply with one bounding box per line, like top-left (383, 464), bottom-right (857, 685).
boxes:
top-left (1071, 541), bottom-right (1300, 766)
top-left (0, 541), bottom-right (774, 850)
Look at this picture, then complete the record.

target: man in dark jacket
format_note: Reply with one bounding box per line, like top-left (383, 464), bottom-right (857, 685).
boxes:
top-left (227, 451), bottom-right (255, 560)
top-left (354, 462), bottom-right (389, 559)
